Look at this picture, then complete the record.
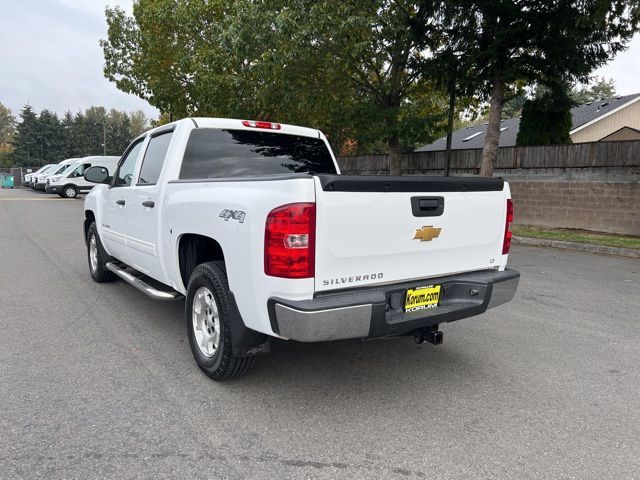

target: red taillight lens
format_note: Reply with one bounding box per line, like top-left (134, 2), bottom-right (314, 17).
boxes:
top-left (265, 203), bottom-right (316, 278)
top-left (502, 198), bottom-right (514, 254)
top-left (242, 120), bottom-right (281, 130)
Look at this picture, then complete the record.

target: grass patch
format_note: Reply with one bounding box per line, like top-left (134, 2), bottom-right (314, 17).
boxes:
top-left (513, 226), bottom-right (640, 250)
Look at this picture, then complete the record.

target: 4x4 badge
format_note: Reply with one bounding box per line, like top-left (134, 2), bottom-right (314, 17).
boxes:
top-left (413, 226), bottom-right (441, 242)
top-left (219, 209), bottom-right (246, 223)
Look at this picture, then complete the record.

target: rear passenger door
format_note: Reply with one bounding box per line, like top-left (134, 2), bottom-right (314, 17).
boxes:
top-left (101, 139), bottom-right (145, 264)
top-left (123, 128), bottom-right (174, 282)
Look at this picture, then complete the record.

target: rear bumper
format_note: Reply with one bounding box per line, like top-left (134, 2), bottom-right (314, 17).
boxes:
top-left (268, 269), bottom-right (519, 342)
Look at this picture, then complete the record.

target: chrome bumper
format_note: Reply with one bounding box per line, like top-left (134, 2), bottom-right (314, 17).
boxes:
top-left (269, 269), bottom-right (520, 342)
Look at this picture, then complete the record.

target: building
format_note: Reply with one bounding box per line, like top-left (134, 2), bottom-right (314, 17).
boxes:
top-left (416, 93), bottom-right (640, 152)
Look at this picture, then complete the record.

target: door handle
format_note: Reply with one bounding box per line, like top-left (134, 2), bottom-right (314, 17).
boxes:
top-left (411, 196), bottom-right (444, 217)
top-left (142, 200), bottom-right (155, 208)
top-left (115, 199), bottom-right (125, 206)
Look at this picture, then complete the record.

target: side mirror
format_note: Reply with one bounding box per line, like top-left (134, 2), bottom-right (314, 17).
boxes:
top-left (84, 166), bottom-right (110, 184)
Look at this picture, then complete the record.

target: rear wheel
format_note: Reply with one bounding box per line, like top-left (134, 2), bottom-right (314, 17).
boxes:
top-left (62, 185), bottom-right (78, 198)
top-left (87, 223), bottom-right (116, 282)
top-left (185, 261), bottom-right (255, 380)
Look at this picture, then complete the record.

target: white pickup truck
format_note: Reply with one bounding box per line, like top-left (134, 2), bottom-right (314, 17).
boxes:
top-left (83, 118), bottom-right (519, 380)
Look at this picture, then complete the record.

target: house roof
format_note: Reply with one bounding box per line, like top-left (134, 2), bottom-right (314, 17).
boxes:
top-left (415, 92), bottom-right (640, 152)
top-left (598, 126), bottom-right (640, 141)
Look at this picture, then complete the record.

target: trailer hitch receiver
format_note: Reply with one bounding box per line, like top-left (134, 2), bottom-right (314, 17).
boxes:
top-left (414, 326), bottom-right (443, 345)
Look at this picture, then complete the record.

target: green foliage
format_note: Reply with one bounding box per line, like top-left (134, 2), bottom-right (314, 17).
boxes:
top-left (516, 87), bottom-right (574, 145)
top-left (101, 0), bottom-right (448, 158)
top-left (419, 0), bottom-right (639, 174)
top-left (435, 0), bottom-right (639, 95)
top-left (0, 102), bottom-right (17, 167)
top-left (99, 0), bottom-right (638, 167)
top-left (9, 106), bottom-right (150, 167)
top-left (0, 102), bottom-right (16, 144)
top-left (11, 105), bottom-right (41, 166)
top-left (502, 93), bottom-right (527, 120)
top-left (570, 77), bottom-right (617, 105)
top-left (513, 226), bottom-right (640, 250)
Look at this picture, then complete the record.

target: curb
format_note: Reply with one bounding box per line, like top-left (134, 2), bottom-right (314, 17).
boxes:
top-left (513, 236), bottom-right (640, 259)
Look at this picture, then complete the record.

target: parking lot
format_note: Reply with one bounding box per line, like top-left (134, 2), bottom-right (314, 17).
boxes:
top-left (1, 187), bottom-right (639, 479)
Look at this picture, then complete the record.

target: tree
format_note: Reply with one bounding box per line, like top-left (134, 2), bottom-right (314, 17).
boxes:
top-left (60, 111), bottom-right (76, 158)
top-left (8, 105), bottom-right (153, 164)
top-left (36, 110), bottom-right (65, 162)
top-left (0, 102), bottom-right (16, 167)
top-left (277, 0), bottom-right (446, 173)
top-left (570, 77), bottom-right (617, 105)
top-left (129, 110), bottom-right (148, 139)
top-left (11, 105), bottom-right (41, 166)
top-left (501, 87), bottom-right (528, 119)
top-left (430, 0), bottom-right (639, 176)
top-left (107, 109), bottom-right (132, 155)
top-left (0, 102), bottom-right (16, 145)
top-left (101, 1), bottom-right (448, 173)
top-left (516, 85), bottom-right (574, 145)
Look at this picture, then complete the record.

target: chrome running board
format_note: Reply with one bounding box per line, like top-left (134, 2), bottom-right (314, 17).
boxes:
top-left (106, 262), bottom-right (183, 301)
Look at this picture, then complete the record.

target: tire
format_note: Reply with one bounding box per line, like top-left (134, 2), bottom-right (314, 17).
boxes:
top-left (185, 261), bottom-right (255, 381)
top-left (62, 185), bottom-right (78, 198)
top-left (86, 223), bottom-right (116, 282)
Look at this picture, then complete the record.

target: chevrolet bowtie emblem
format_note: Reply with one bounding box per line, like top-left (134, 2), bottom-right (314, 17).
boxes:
top-left (413, 226), bottom-right (442, 242)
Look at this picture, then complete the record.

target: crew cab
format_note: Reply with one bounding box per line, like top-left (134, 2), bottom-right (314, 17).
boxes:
top-left (83, 118), bottom-right (519, 380)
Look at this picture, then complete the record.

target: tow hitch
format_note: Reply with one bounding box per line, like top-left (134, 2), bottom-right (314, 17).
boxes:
top-left (414, 326), bottom-right (443, 345)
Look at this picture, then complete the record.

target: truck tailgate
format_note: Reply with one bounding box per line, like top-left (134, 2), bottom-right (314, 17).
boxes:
top-left (313, 175), bottom-right (509, 292)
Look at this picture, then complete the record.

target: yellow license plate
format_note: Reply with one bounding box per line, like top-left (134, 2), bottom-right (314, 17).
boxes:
top-left (404, 285), bottom-right (441, 312)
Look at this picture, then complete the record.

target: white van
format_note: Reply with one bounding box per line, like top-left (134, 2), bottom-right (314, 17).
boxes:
top-left (29, 164), bottom-right (58, 190)
top-left (32, 158), bottom-right (81, 191)
top-left (24, 164), bottom-right (52, 188)
top-left (46, 156), bottom-right (120, 198)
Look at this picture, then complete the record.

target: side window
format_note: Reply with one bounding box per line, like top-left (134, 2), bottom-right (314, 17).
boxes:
top-left (138, 130), bottom-right (173, 185)
top-left (114, 140), bottom-right (144, 187)
top-left (69, 163), bottom-right (90, 178)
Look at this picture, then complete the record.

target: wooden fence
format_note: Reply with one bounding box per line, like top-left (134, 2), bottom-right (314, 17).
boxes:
top-left (337, 140), bottom-right (640, 174)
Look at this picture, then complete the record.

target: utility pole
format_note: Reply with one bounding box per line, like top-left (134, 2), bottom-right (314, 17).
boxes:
top-left (95, 122), bottom-right (107, 155)
top-left (444, 87), bottom-right (456, 177)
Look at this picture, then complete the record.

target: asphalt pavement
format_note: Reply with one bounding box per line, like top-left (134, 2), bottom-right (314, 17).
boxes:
top-left (1, 187), bottom-right (639, 479)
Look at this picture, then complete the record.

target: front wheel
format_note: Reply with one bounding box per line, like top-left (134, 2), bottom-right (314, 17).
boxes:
top-left (185, 262), bottom-right (255, 380)
top-left (62, 185), bottom-right (78, 198)
top-left (86, 223), bottom-right (116, 282)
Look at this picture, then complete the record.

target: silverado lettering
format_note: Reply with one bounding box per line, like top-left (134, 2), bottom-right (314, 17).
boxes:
top-left (322, 273), bottom-right (384, 287)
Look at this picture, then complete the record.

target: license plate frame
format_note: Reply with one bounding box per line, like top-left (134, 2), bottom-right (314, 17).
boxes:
top-left (404, 284), bottom-right (441, 312)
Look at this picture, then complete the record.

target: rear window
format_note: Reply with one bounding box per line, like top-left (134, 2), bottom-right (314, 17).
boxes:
top-left (179, 128), bottom-right (336, 179)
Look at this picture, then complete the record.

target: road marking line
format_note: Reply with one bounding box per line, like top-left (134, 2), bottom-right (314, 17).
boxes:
top-left (0, 198), bottom-right (75, 201)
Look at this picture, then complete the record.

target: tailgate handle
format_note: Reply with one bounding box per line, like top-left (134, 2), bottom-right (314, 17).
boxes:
top-left (411, 196), bottom-right (444, 217)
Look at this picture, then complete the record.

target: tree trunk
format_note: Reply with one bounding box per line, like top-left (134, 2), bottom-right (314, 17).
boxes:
top-left (388, 135), bottom-right (402, 176)
top-left (480, 77), bottom-right (505, 177)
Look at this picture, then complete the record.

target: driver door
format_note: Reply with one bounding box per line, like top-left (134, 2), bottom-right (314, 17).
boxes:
top-left (101, 139), bottom-right (145, 263)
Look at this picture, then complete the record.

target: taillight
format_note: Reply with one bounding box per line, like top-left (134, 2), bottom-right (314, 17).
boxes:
top-left (502, 198), bottom-right (514, 254)
top-left (265, 203), bottom-right (316, 278)
top-left (242, 120), bottom-right (281, 130)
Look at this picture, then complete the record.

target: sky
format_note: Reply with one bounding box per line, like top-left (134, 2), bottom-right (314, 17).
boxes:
top-left (1, 0), bottom-right (639, 122)
top-left (0, 0), bottom-right (159, 119)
